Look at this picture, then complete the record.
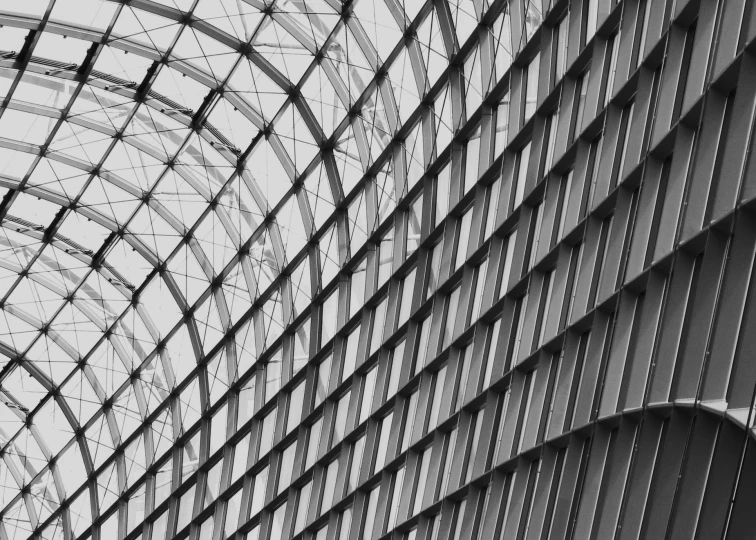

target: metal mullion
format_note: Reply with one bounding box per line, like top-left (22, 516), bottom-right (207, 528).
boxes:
top-left (172, 163), bottom-right (216, 202)
top-left (194, 374), bottom-right (210, 454)
top-left (5, 100), bottom-right (62, 120)
top-left (120, 231), bottom-right (161, 269)
top-left (73, 274), bottom-right (134, 334)
top-left (162, 59), bottom-right (223, 94)
top-left (191, 19), bottom-right (245, 52)
top-left (321, 151), bottom-right (345, 204)
top-left (21, 336), bottom-right (87, 392)
top-left (0, 14), bottom-right (38, 31)
top-left (214, 204), bottom-right (244, 248)
top-left (392, 146), bottom-right (410, 218)
top-left (1, 442), bottom-right (30, 497)
top-left (363, 173), bottom-right (379, 239)
top-left (186, 317), bottom-right (206, 375)
top-left (344, 17), bottom-right (380, 71)
top-left (41, 150), bottom-right (92, 174)
top-left (382, 0), bottom-right (411, 30)
top-left (150, 347), bottom-right (181, 428)
top-left (316, 0), bottom-right (342, 13)
top-left (252, 308), bottom-right (266, 372)
top-left (478, 21), bottom-right (497, 96)
top-left (223, 339), bottom-right (239, 388)
top-left (449, 67), bottom-right (467, 136)
top-left (0, 180), bottom-right (71, 210)
top-left (124, 0), bottom-right (185, 23)
top-left (295, 184), bottom-right (316, 241)
top-left (293, 93), bottom-right (328, 144)
top-left (105, 38), bottom-right (163, 63)
top-left (350, 116), bottom-right (372, 171)
top-left (140, 450), bottom-right (158, 525)
top-left (213, 287), bottom-right (232, 337)
top-left (377, 77), bottom-right (400, 136)
top-left (238, 164), bottom-right (274, 219)
top-left (209, 494), bottom-right (229, 540)
top-left (220, 93), bottom-right (266, 132)
top-left (131, 372), bottom-right (150, 425)
top-left (104, 399), bottom-right (127, 469)
top-left (279, 276), bottom-right (295, 345)
top-left (54, 467), bottom-right (76, 540)
top-left (432, 0), bottom-right (459, 59)
top-left (70, 300), bottom-right (110, 334)
top-left (22, 490), bottom-right (42, 531)
top-left (65, 115), bottom-right (119, 139)
top-left (406, 37), bottom-right (431, 98)
top-left (245, 50), bottom-right (294, 93)
top-left (240, 247), bottom-right (261, 304)
top-left (103, 323), bottom-right (150, 380)
top-left (0, 254), bottom-right (22, 277)
top-left (0, 138), bottom-right (40, 154)
top-left (95, 170), bottom-right (145, 198)
top-left (39, 21), bottom-right (102, 43)
top-left (122, 134), bottom-right (172, 164)
top-left (266, 221), bottom-right (286, 274)
top-left (333, 209), bottom-right (350, 268)
top-left (266, 130), bottom-right (297, 183)
top-left (163, 259), bottom-right (200, 320)
top-left (109, 333), bottom-right (149, 385)
top-left (143, 197), bottom-right (190, 237)
top-left (235, 470), bottom-right (257, 540)
top-left (270, 12), bottom-right (318, 55)
top-left (320, 57), bottom-right (352, 111)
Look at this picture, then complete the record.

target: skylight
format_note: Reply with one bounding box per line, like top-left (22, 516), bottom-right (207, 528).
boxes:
top-left (0, 0), bottom-right (527, 538)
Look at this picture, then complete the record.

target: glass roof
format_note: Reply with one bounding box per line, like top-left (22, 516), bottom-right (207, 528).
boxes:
top-left (0, 0), bottom-right (535, 538)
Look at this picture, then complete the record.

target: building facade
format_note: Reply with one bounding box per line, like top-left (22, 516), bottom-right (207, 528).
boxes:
top-left (0, 0), bottom-right (754, 539)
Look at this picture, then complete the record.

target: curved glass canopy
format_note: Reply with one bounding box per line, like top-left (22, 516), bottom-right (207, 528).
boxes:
top-left (0, 0), bottom-right (535, 539)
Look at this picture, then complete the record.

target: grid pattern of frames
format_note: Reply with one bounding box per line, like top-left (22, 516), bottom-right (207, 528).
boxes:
top-left (0, 0), bottom-right (756, 539)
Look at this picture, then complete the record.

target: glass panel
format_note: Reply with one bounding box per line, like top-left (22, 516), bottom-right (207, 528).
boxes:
top-left (176, 485), bottom-right (196, 532)
top-left (225, 490), bottom-right (243, 538)
top-left (287, 382), bottom-right (306, 435)
top-left (294, 481), bottom-right (312, 535)
top-left (277, 443), bottom-right (297, 494)
top-left (306, 418), bottom-right (324, 470)
top-left (320, 459), bottom-right (340, 515)
top-left (250, 466), bottom-right (269, 516)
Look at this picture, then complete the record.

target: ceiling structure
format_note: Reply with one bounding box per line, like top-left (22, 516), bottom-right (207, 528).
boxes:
top-left (3, 1), bottom-right (756, 540)
top-left (0, 0), bottom-right (532, 539)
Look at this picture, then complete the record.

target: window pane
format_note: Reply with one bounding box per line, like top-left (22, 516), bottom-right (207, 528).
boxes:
top-left (294, 481), bottom-right (312, 535)
top-left (225, 490), bottom-right (243, 538)
top-left (277, 443), bottom-right (297, 494)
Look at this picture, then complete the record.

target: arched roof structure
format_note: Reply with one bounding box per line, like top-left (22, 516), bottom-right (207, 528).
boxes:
top-left (4, 1), bottom-right (753, 540)
top-left (0, 1), bottom-right (507, 538)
